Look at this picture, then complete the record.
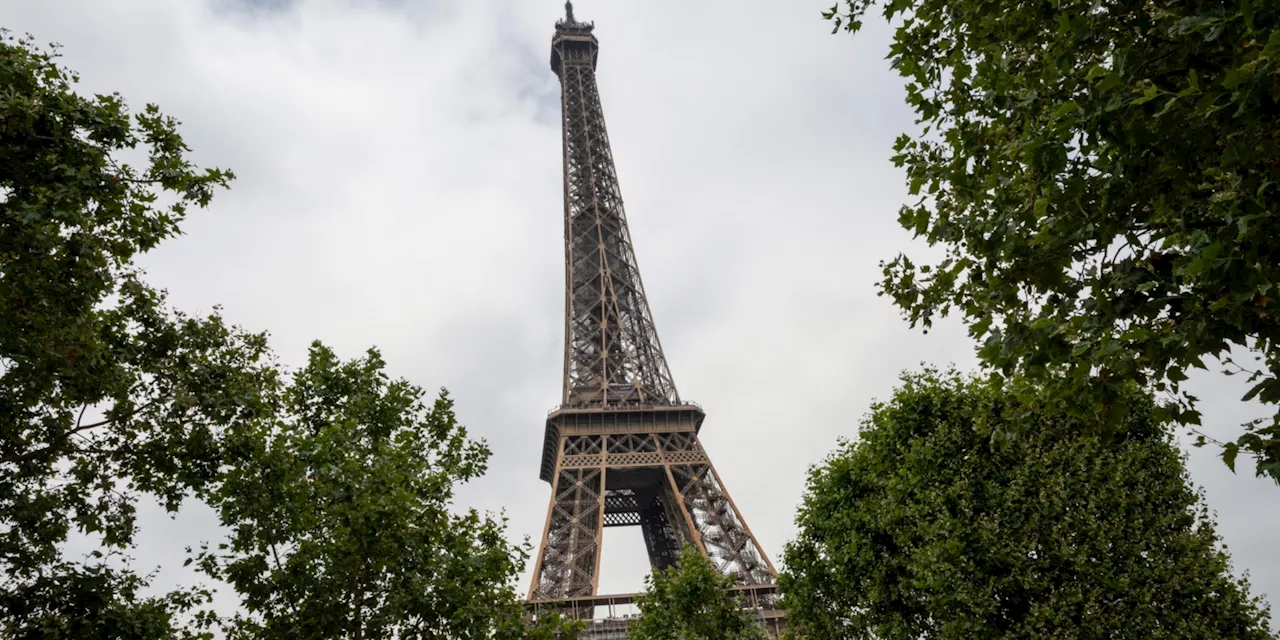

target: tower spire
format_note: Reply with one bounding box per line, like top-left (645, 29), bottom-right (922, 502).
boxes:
top-left (548, 5), bottom-right (674, 410)
top-left (564, 0), bottom-right (575, 24)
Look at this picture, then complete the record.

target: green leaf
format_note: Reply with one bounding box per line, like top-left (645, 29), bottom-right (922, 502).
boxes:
top-left (972, 314), bottom-right (994, 338)
top-left (1052, 101), bottom-right (1080, 119)
top-left (1242, 381), bottom-right (1266, 402)
top-left (1132, 84), bottom-right (1160, 105)
top-left (1223, 442), bottom-right (1240, 472)
top-left (1262, 30), bottom-right (1280, 60)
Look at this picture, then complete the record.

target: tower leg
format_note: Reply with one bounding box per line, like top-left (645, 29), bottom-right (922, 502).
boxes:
top-left (529, 436), bottom-right (605, 600)
top-left (659, 433), bottom-right (776, 585)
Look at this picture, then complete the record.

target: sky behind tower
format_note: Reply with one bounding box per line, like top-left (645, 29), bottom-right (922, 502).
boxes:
top-left (2, 0), bottom-right (1277, 622)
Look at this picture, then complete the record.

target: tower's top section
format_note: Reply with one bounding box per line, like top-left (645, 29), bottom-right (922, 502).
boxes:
top-left (548, 0), bottom-right (682, 412)
top-left (557, 1), bottom-right (589, 28)
top-left (551, 1), bottom-right (597, 74)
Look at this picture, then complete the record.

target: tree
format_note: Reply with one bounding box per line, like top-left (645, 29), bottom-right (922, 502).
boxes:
top-left (0, 561), bottom-right (216, 640)
top-left (523, 611), bottom-right (587, 640)
top-left (779, 370), bottom-right (1274, 639)
top-left (629, 545), bottom-right (767, 640)
top-left (196, 342), bottom-right (577, 640)
top-left (1, 31), bottom-right (272, 637)
top-left (824, 0), bottom-right (1280, 479)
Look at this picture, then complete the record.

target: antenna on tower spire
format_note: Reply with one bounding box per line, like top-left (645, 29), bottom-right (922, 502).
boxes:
top-left (564, 1), bottom-right (576, 24)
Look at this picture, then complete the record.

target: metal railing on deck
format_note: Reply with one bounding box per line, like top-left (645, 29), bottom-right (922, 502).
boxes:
top-left (527, 585), bottom-right (786, 639)
top-left (546, 400), bottom-right (704, 417)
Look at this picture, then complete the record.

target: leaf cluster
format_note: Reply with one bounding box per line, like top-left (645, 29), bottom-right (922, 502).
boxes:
top-left (0, 559), bottom-right (217, 640)
top-left (826, 0), bottom-right (1280, 479)
top-left (779, 370), bottom-right (1274, 639)
top-left (1, 30), bottom-right (270, 635)
top-left (630, 545), bottom-right (767, 640)
top-left (194, 343), bottom-right (550, 640)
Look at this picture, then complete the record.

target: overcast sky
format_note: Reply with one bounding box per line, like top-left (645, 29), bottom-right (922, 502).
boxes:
top-left (4, 0), bottom-right (1277, 624)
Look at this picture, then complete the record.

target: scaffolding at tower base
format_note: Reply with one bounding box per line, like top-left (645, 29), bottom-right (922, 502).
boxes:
top-left (526, 584), bottom-right (787, 639)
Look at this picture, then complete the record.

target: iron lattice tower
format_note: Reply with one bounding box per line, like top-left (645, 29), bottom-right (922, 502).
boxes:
top-left (528, 2), bottom-right (778, 617)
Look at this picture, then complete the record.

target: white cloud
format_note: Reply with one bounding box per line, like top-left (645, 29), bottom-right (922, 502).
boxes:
top-left (4, 0), bottom-right (1276, 622)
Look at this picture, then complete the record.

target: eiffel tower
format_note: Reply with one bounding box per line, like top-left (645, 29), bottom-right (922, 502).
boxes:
top-left (527, 3), bottom-right (781, 634)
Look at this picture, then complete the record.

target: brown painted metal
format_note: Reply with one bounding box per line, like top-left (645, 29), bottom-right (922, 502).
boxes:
top-left (657, 441), bottom-right (706, 559)
top-left (709, 462), bottom-right (779, 577)
top-left (526, 427), bottom-right (566, 600)
top-left (590, 436), bottom-right (608, 594)
top-left (527, 5), bottom-right (782, 634)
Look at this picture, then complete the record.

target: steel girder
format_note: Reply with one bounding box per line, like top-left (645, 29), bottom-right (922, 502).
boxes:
top-left (553, 16), bottom-right (678, 410)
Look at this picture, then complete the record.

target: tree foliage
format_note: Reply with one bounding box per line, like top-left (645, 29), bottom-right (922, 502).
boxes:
top-left (779, 370), bottom-right (1274, 639)
top-left (196, 342), bottom-right (565, 640)
top-left (524, 611), bottom-right (587, 640)
top-left (1, 30), bottom-right (270, 637)
top-left (630, 545), bottom-right (767, 640)
top-left (0, 560), bottom-right (216, 640)
top-left (825, 0), bottom-right (1280, 479)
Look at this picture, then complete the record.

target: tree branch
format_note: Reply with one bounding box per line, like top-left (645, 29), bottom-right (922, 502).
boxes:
top-left (0, 398), bottom-right (162, 465)
top-left (73, 398), bottom-right (161, 431)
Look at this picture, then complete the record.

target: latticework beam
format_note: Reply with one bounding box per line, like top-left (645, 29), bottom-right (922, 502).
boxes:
top-left (553, 5), bottom-right (678, 410)
top-left (529, 431), bottom-right (774, 599)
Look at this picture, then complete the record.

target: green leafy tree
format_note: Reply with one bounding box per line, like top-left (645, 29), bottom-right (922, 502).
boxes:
top-left (0, 31), bottom-right (272, 638)
top-left (630, 545), bottom-right (767, 640)
top-left (779, 370), bottom-right (1274, 639)
top-left (523, 611), bottom-right (587, 640)
top-left (824, 0), bottom-right (1280, 478)
top-left (196, 342), bottom-right (577, 640)
top-left (0, 560), bottom-right (216, 640)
